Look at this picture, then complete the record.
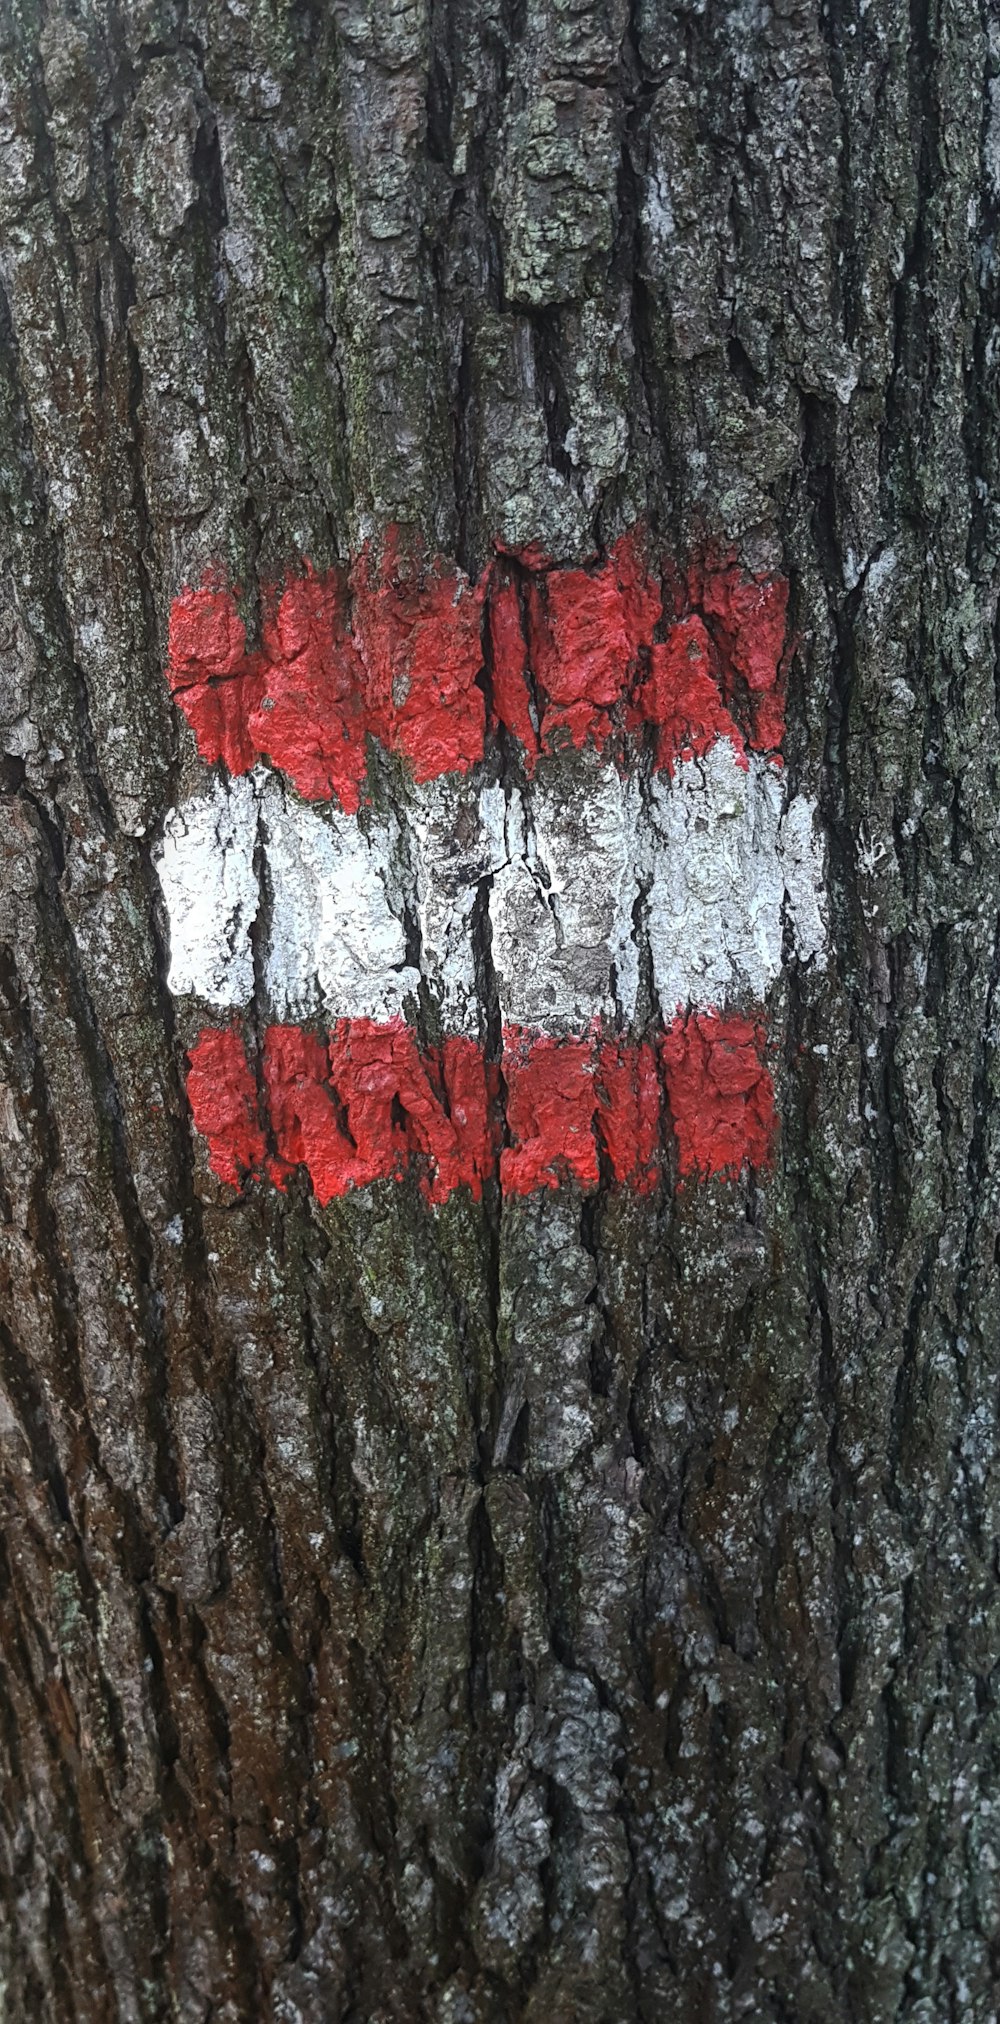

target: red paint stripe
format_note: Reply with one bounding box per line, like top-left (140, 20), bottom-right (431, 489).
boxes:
top-left (489, 572), bottom-right (540, 767)
top-left (628, 616), bottom-right (747, 776)
top-left (186, 1016), bottom-right (776, 1199)
top-left (661, 1011), bottom-right (776, 1179)
top-left (594, 1038), bottom-right (662, 1193)
top-left (184, 1026), bottom-right (267, 1188)
top-left (251, 568), bottom-right (369, 812)
top-left (260, 1020), bottom-right (497, 1206)
top-left (522, 528), bottom-right (661, 758)
top-left (349, 534), bottom-right (487, 783)
top-left (166, 583), bottom-right (267, 775)
top-left (696, 565), bottom-right (789, 755)
top-left (500, 1030), bottom-right (601, 1193)
top-left (166, 529), bottom-right (787, 804)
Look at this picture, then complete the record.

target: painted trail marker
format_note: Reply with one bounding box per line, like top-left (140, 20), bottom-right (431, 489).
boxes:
top-left (154, 529), bottom-right (826, 1200)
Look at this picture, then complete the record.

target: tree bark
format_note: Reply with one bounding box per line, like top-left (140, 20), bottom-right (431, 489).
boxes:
top-left (2, 1), bottom-right (1000, 2018)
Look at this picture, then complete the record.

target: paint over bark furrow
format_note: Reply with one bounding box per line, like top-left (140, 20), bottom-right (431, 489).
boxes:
top-left (164, 528), bottom-right (788, 799)
top-left (157, 551), bottom-right (825, 1195)
top-left (186, 1015), bottom-right (774, 1197)
top-left (154, 755), bottom-right (827, 1031)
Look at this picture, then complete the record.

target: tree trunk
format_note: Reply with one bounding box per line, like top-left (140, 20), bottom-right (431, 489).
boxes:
top-left (2, 1), bottom-right (999, 2018)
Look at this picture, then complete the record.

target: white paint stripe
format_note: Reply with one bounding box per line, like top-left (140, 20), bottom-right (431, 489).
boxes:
top-left (778, 791), bottom-right (828, 969)
top-left (406, 776), bottom-right (507, 1030)
top-left (154, 750), bottom-right (827, 1027)
top-left (157, 774), bottom-right (259, 1007)
top-left (490, 765), bottom-right (640, 1029)
top-left (260, 774), bottom-right (418, 1022)
top-left (646, 742), bottom-right (787, 1019)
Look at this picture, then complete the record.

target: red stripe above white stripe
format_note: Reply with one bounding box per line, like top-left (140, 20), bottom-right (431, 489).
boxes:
top-left (154, 528), bottom-right (828, 1192)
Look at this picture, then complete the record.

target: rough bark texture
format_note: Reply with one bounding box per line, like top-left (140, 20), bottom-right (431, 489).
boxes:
top-left (2, 1), bottom-right (1000, 2018)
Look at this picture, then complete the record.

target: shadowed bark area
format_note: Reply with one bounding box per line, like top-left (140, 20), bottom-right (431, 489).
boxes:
top-left (2, 1), bottom-right (1000, 2018)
